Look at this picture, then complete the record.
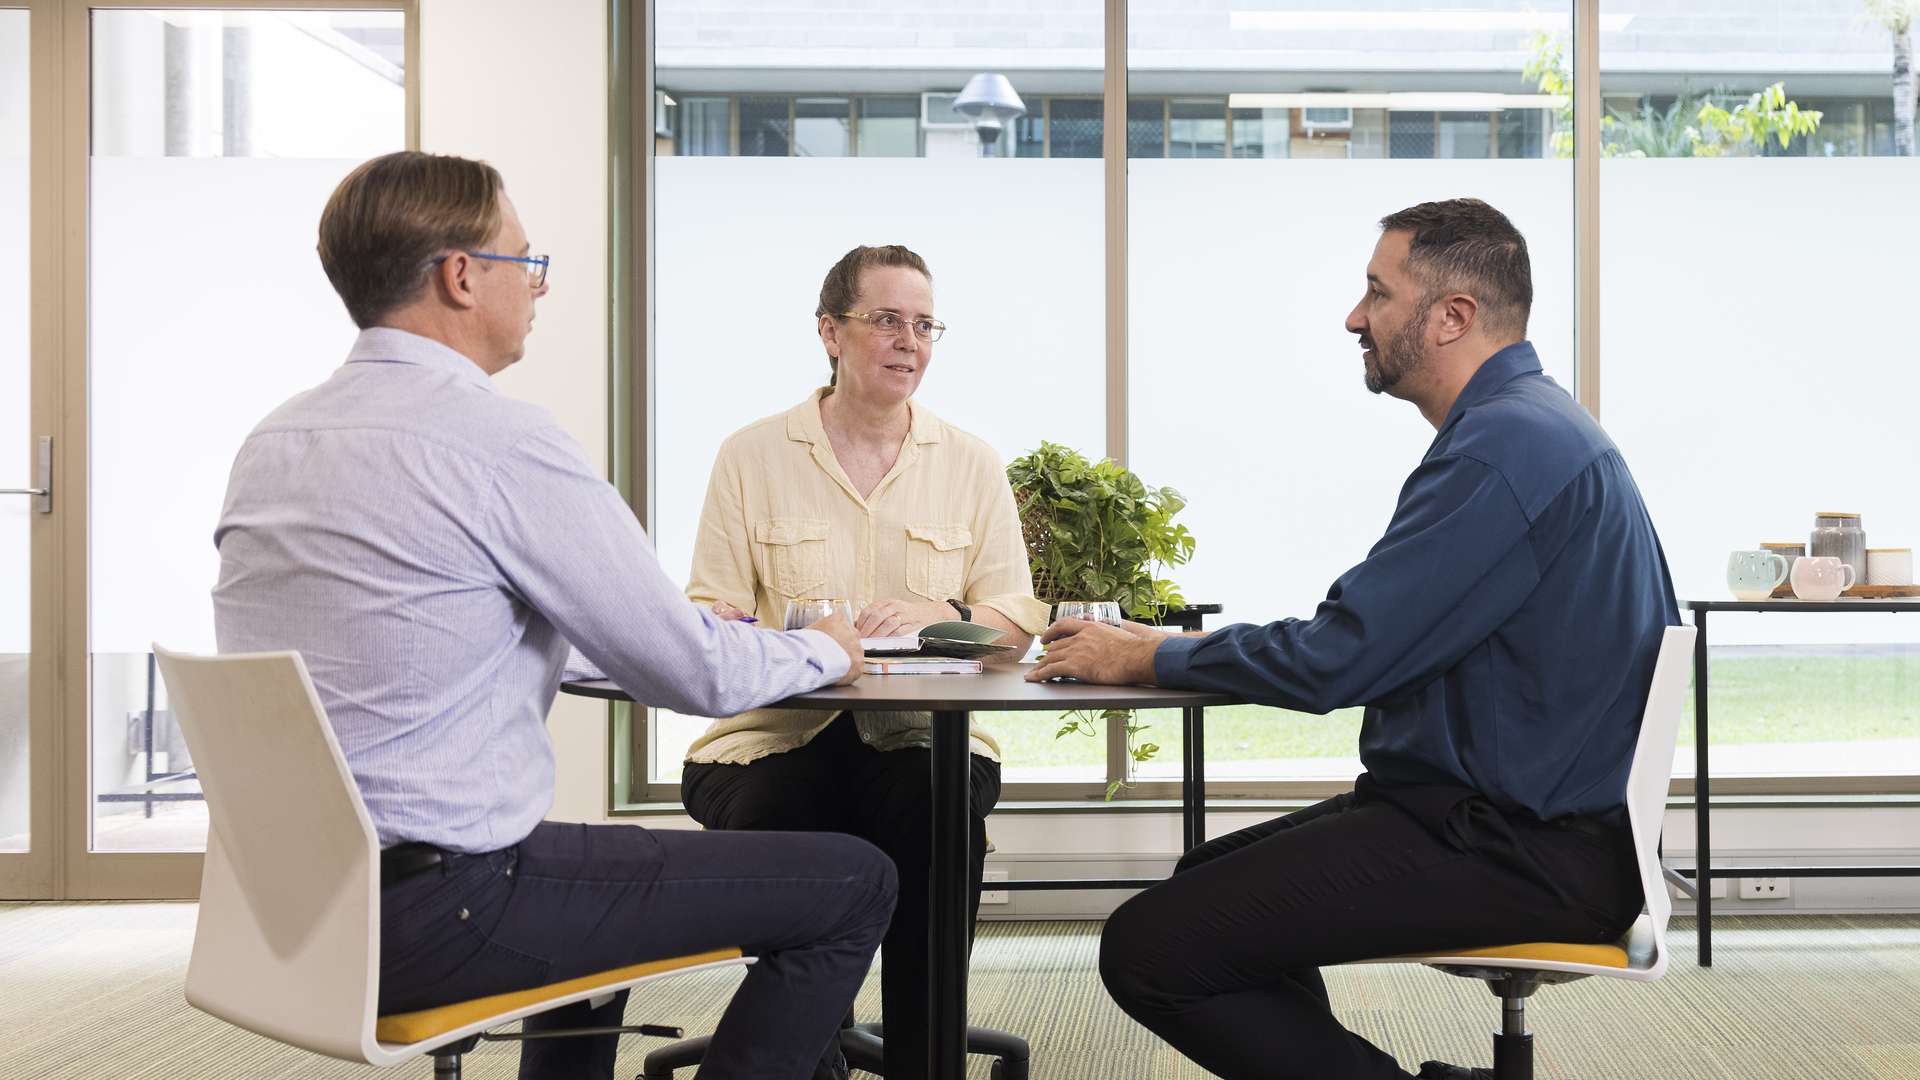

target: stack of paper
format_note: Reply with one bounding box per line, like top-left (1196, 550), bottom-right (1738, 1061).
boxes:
top-left (862, 657), bottom-right (985, 675)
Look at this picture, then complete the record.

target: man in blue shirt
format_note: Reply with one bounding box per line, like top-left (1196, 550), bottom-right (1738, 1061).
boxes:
top-left (1030, 199), bottom-right (1679, 1080)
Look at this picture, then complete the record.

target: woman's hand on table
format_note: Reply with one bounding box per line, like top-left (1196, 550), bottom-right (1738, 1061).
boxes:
top-left (1025, 619), bottom-right (1166, 686)
top-left (855, 598), bottom-right (958, 638)
top-left (711, 600), bottom-right (755, 622)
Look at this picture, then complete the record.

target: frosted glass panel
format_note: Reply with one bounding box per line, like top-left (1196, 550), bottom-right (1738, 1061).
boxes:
top-left (1127, 161), bottom-right (1574, 781)
top-left (89, 8), bottom-right (405, 851)
top-left (1, 9), bottom-right (30, 852)
top-left (651, 157), bottom-right (1106, 783)
top-left (1602, 160), bottom-right (1920, 778)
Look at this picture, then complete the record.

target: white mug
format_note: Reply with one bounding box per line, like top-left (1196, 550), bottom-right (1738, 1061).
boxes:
top-left (1790, 555), bottom-right (1856, 601)
top-left (1866, 548), bottom-right (1913, 587)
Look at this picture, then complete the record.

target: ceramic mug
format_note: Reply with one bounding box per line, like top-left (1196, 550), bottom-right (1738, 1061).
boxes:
top-left (1726, 549), bottom-right (1789, 602)
top-left (1790, 555), bottom-right (1856, 601)
top-left (1866, 548), bottom-right (1914, 587)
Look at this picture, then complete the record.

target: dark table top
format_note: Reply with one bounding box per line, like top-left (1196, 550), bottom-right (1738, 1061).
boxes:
top-left (1688, 599), bottom-right (1920, 613)
top-left (561, 664), bottom-right (1242, 712)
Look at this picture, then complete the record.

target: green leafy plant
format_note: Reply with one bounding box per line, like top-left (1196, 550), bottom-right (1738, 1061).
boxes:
top-left (1056, 708), bottom-right (1163, 801)
top-left (1008, 442), bottom-right (1194, 797)
top-left (1007, 441), bottom-right (1194, 620)
top-left (1525, 32), bottom-right (1821, 158)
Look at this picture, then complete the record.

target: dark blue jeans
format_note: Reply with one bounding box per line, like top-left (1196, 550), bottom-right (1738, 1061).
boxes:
top-left (377, 820), bottom-right (897, 1080)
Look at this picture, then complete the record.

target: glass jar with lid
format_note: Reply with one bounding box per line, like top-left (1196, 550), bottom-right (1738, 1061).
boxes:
top-left (1809, 512), bottom-right (1866, 591)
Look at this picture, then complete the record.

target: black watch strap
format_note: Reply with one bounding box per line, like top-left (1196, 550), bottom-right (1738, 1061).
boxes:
top-left (947, 599), bottom-right (972, 622)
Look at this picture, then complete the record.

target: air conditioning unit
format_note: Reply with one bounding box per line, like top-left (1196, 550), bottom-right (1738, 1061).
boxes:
top-left (922, 92), bottom-right (971, 130)
top-left (1302, 106), bottom-right (1353, 134)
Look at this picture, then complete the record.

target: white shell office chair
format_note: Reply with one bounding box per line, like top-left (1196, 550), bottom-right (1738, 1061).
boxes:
top-left (1359, 625), bottom-right (1695, 1080)
top-left (156, 646), bottom-right (750, 1078)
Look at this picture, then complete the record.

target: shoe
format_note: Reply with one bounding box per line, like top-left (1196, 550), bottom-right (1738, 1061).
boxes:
top-left (1417, 1062), bottom-right (1494, 1080)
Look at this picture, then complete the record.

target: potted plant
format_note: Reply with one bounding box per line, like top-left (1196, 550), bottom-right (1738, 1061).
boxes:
top-left (1007, 442), bottom-right (1197, 796)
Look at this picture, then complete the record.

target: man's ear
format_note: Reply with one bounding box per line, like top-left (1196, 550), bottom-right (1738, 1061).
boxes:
top-left (1436, 292), bottom-right (1478, 347)
top-left (436, 252), bottom-right (481, 311)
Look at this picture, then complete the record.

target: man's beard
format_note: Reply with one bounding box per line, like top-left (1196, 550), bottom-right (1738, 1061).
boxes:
top-left (1363, 309), bottom-right (1430, 395)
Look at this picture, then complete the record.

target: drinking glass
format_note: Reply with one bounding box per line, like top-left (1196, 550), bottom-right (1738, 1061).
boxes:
top-left (783, 597), bottom-right (856, 631)
top-left (1055, 601), bottom-right (1123, 626)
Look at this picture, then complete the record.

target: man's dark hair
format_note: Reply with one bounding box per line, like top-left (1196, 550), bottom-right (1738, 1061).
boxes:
top-left (1378, 198), bottom-right (1532, 338)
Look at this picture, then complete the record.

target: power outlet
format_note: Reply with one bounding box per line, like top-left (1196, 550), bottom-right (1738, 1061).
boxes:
top-left (1739, 877), bottom-right (1792, 900)
top-left (981, 870), bottom-right (1010, 905)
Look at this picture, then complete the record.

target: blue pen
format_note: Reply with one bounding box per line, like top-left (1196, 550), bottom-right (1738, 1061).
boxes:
top-left (738, 616), bottom-right (758, 624)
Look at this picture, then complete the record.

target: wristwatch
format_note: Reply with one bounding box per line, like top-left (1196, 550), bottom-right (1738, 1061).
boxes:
top-left (946, 599), bottom-right (972, 622)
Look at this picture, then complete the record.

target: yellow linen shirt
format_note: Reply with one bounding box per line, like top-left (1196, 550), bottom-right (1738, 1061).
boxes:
top-left (683, 389), bottom-right (1052, 765)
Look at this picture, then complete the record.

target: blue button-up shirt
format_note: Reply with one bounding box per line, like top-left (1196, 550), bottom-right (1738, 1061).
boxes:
top-left (213, 328), bottom-right (849, 853)
top-left (1156, 342), bottom-right (1679, 821)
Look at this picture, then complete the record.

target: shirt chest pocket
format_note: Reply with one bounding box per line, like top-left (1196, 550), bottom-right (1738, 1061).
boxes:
top-left (904, 524), bottom-right (972, 602)
top-left (753, 518), bottom-right (831, 598)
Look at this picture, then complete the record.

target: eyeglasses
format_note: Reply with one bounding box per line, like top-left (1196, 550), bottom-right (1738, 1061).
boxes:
top-left (429, 250), bottom-right (551, 289)
top-left (836, 310), bottom-right (946, 342)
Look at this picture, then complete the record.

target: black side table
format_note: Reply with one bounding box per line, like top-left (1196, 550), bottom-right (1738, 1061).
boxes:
top-left (1683, 598), bottom-right (1920, 966)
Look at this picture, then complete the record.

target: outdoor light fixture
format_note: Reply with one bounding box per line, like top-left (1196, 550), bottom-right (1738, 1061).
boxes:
top-left (953, 72), bottom-right (1027, 156)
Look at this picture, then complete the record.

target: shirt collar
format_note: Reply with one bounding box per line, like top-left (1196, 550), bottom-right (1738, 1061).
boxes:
top-left (345, 327), bottom-right (498, 394)
top-left (785, 387), bottom-right (944, 446)
top-left (1435, 340), bottom-right (1541, 434)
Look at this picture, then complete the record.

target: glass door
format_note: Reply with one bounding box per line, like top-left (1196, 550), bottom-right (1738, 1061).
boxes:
top-left (55, 1), bottom-right (412, 898)
top-left (0, 3), bottom-right (52, 898)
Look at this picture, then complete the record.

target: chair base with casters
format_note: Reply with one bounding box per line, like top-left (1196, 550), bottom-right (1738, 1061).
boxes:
top-left (1348, 625), bottom-right (1695, 1080)
top-left (639, 1014), bottom-right (1031, 1079)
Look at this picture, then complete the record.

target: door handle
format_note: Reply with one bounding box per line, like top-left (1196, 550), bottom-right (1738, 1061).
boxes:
top-left (0, 436), bottom-right (52, 514)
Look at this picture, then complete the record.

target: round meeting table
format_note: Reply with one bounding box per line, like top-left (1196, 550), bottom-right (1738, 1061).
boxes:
top-left (562, 665), bottom-right (1241, 1080)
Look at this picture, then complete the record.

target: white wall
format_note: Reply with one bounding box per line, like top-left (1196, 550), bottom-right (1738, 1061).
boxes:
top-left (420, 0), bottom-right (611, 824)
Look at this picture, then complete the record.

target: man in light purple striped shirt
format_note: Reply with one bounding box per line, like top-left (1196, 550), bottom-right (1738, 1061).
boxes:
top-left (213, 151), bottom-right (895, 1080)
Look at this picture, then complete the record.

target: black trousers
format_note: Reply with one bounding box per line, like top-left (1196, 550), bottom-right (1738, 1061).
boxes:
top-left (683, 712), bottom-right (1003, 1078)
top-left (377, 820), bottom-right (897, 1080)
top-left (1099, 775), bottom-right (1643, 1080)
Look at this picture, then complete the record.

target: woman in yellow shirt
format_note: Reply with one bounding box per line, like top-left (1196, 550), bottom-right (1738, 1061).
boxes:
top-left (681, 244), bottom-right (1049, 1077)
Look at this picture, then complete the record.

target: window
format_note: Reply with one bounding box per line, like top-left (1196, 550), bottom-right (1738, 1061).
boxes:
top-left (1597, 2), bottom-right (1920, 781)
top-left (793, 96), bottom-right (849, 157)
top-left (641, 2), bottom-right (1107, 802)
top-left (87, 8), bottom-right (407, 851)
top-left (857, 96), bottom-right (918, 157)
top-left (737, 95), bottom-right (788, 156)
top-left (1, 8), bottom-right (28, 852)
top-left (675, 96), bottom-right (729, 156)
top-left (1126, 2), bottom-right (1575, 788)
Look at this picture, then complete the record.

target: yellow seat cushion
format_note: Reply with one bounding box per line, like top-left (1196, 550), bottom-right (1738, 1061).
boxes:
top-left (1401, 941), bottom-right (1629, 969)
top-left (375, 947), bottom-right (744, 1045)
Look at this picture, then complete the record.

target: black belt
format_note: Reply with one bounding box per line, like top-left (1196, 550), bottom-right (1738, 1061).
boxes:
top-left (380, 841), bottom-right (450, 886)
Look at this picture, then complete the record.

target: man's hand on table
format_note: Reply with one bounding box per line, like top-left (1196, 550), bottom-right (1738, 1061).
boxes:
top-left (1024, 619), bottom-right (1167, 686)
top-left (806, 612), bottom-right (866, 685)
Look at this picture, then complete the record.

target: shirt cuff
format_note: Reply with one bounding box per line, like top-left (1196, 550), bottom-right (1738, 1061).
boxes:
top-left (1152, 634), bottom-right (1205, 688)
top-left (793, 627), bottom-right (853, 683)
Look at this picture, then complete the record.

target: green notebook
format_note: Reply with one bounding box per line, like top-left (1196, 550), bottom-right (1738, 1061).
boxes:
top-left (862, 620), bottom-right (1015, 659)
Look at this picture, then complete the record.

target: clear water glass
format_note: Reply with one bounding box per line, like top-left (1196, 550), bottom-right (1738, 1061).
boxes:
top-left (783, 597), bottom-right (856, 631)
top-left (1056, 601), bottom-right (1123, 626)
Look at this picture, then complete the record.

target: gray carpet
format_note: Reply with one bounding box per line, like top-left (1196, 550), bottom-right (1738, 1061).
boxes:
top-left (3, 903), bottom-right (1918, 1079)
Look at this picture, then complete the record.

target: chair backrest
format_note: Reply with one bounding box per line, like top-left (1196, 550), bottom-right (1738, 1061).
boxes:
top-left (1622, 625), bottom-right (1696, 971)
top-left (155, 646), bottom-right (383, 1063)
